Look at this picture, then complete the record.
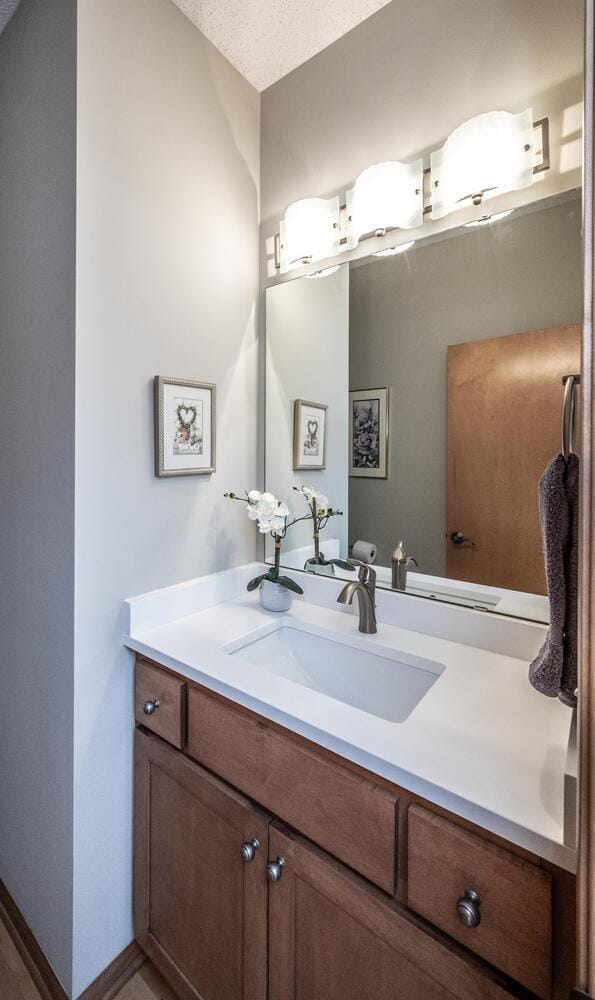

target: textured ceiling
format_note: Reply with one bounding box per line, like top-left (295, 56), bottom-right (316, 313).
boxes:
top-left (172, 0), bottom-right (393, 91)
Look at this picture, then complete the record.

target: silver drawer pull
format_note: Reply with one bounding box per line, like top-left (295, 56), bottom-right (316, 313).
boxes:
top-left (240, 838), bottom-right (260, 862)
top-left (456, 889), bottom-right (481, 928)
top-left (143, 699), bottom-right (161, 716)
top-left (266, 857), bottom-right (286, 882)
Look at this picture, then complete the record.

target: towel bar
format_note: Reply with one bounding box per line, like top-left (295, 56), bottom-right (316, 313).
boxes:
top-left (562, 373), bottom-right (580, 461)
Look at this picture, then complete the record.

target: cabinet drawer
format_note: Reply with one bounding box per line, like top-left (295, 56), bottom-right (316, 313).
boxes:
top-left (135, 659), bottom-right (186, 749)
top-left (407, 806), bottom-right (552, 999)
top-left (187, 686), bottom-right (398, 893)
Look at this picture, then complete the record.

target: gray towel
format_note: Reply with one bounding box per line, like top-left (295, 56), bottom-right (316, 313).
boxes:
top-left (529, 454), bottom-right (578, 707)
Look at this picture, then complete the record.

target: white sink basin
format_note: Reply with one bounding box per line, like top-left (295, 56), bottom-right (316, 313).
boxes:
top-left (227, 624), bottom-right (444, 723)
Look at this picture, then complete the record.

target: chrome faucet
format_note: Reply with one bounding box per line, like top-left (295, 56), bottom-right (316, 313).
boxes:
top-left (337, 560), bottom-right (377, 634)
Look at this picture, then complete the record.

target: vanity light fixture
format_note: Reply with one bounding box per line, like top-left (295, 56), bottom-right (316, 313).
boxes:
top-left (430, 109), bottom-right (535, 220)
top-left (373, 241), bottom-right (415, 257)
top-left (464, 209), bottom-right (514, 228)
top-left (346, 160), bottom-right (423, 249)
top-left (305, 265), bottom-right (341, 278)
top-left (279, 196), bottom-right (340, 274)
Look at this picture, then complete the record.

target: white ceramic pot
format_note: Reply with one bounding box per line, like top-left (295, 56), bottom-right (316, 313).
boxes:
top-left (259, 579), bottom-right (293, 612)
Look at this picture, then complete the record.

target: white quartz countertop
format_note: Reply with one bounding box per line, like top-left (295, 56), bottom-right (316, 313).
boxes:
top-left (124, 567), bottom-right (575, 871)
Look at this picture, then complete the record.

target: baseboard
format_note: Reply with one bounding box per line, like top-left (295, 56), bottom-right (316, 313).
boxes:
top-left (77, 940), bottom-right (145, 1000)
top-left (0, 878), bottom-right (146, 1000)
top-left (0, 878), bottom-right (68, 1000)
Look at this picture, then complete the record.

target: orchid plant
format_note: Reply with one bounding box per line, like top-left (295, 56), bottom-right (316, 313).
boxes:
top-left (293, 486), bottom-right (352, 572)
top-left (225, 486), bottom-right (349, 593)
top-left (224, 490), bottom-right (304, 594)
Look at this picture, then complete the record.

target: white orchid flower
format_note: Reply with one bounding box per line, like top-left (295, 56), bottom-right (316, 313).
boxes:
top-left (246, 505), bottom-right (259, 520)
top-left (247, 489), bottom-right (261, 504)
top-left (315, 492), bottom-right (329, 511)
top-left (276, 502), bottom-right (289, 517)
top-left (270, 515), bottom-right (286, 532)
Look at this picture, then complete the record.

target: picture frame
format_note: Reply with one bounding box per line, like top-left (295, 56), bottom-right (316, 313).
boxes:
top-left (349, 387), bottom-right (389, 478)
top-left (154, 376), bottom-right (216, 477)
top-left (293, 399), bottom-right (328, 471)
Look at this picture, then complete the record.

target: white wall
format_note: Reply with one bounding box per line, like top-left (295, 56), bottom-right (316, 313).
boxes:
top-left (265, 266), bottom-right (349, 560)
top-left (74, 0), bottom-right (260, 993)
top-left (0, 0), bottom-right (76, 992)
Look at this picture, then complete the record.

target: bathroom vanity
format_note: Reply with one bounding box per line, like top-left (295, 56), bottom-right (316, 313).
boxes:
top-left (126, 566), bottom-right (575, 1000)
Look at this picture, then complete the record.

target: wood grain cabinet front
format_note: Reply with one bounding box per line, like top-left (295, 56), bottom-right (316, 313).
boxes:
top-left (134, 729), bottom-right (270, 1000)
top-left (267, 824), bottom-right (514, 1000)
top-left (187, 684), bottom-right (399, 894)
top-left (407, 805), bottom-right (553, 999)
top-left (135, 658), bottom-right (187, 749)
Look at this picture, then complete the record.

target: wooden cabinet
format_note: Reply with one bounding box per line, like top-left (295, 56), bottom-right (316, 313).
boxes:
top-left (135, 657), bottom-right (187, 749)
top-left (134, 656), bottom-right (574, 1000)
top-left (134, 729), bottom-right (269, 1000)
top-left (188, 684), bottom-right (399, 893)
top-left (407, 806), bottom-right (553, 998)
top-left (267, 824), bottom-right (513, 1000)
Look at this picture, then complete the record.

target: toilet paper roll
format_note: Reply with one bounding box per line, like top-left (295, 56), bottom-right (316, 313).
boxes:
top-left (351, 540), bottom-right (377, 564)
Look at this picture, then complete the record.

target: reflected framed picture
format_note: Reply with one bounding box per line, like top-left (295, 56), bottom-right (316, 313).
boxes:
top-left (350, 387), bottom-right (389, 478)
top-left (293, 399), bottom-right (328, 470)
top-left (154, 376), bottom-right (216, 477)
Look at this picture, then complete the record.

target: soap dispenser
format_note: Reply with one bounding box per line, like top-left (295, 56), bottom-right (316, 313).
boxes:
top-left (391, 540), bottom-right (418, 591)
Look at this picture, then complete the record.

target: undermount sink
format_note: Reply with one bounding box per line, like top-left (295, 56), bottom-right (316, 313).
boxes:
top-left (226, 624), bottom-right (445, 723)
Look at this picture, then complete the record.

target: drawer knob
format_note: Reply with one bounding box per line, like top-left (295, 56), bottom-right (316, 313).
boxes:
top-left (240, 838), bottom-right (260, 862)
top-left (457, 889), bottom-right (481, 928)
top-left (266, 857), bottom-right (286, 882)
top-left (142, 699), bottom-right (161, 716)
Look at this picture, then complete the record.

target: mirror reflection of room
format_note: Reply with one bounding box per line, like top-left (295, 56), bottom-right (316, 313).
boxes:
top-left (266, 196), bottom-right (582, 623)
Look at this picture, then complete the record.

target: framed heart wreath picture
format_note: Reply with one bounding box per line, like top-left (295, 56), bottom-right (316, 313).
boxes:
top-left (293, 399), bottom-right (328, 471)
top-left (154, 376), bottom-right (216, 477)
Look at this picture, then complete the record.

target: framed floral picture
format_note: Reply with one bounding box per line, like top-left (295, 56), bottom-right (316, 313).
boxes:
top-left (349, 387), bottom-right (389, 478)
top-left (293, 399), bottom-right (328, 470)
top-left (154, 376), bottom-right (216, 477)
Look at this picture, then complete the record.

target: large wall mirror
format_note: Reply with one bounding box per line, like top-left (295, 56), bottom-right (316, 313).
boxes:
top-left (265, 191), bottom-right (582, 622)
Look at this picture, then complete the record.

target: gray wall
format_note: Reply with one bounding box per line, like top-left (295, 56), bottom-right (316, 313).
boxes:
top-left (349, 199), bottom-right (583, 572)
top-left (265, 266), bottom-right (349, 558)
top-left (0, 0), bottom-right (76, 992)
top-left (73, 0), bottom-right (260, 993)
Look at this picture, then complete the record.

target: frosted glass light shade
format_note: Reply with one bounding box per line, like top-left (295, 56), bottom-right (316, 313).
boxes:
top-left (346, 160), bottom-right (423, 248)
top-left (430, 109), bottom-right (534, 220)
top-left (280, 196), bottom-right (340, 273)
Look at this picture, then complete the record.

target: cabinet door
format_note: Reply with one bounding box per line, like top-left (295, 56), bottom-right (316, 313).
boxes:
top-left (135, 729), bottom-right (269, 1000)
top-left (267, 825), bottom-right (515, 1000)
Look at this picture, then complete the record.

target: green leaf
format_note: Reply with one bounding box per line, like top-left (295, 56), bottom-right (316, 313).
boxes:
top-left (247, 574), bottom-right (266, 592)
top-left (265, 566), bottom-right (279, 582)
top-left (276, 576), bottom-right (304, 595)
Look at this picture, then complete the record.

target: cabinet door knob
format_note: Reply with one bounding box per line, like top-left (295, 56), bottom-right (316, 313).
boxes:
top-left (240, 838), bottom-right (260, 862)
top-left (266, 857), bottom-right (286, 882)
top-left (142, 699), bottom-right (160, 716)
top-left (456, 889), bottom-right (481, 928)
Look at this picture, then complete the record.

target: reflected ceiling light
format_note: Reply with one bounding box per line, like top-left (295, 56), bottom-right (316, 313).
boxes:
top-left (464, 209), bottom-right (514, 228)
top-left (430, 109), bottom-right (534, 221)
top-left (305, 265), bottom-right (341, 278)
top-left (280, 196), bottom-right (340, 274)
top-left (373, 241), bottom-right (415, 257)
top-left (346, 160), bottom-right (423, 250)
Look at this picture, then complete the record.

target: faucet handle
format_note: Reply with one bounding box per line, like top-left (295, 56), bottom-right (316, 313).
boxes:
top-left (348, 559), bottom-right (376, 585)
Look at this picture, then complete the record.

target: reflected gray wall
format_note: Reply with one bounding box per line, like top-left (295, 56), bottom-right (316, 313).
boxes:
top-left (266, 266), bottom-right (349, 559)
top-left (0, 0), bottom-right (76, 991)
top-left (349, 199), bottom-right (582, 573)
